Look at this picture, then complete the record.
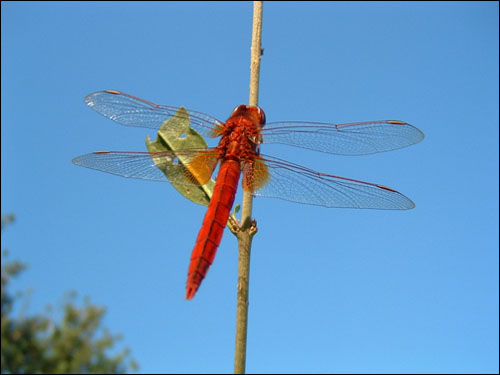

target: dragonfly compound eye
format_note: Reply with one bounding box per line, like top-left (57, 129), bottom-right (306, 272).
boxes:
top-left (230, 105), bottom-right (247, 118)
top-left (256, 107), bottom-right (266, 126)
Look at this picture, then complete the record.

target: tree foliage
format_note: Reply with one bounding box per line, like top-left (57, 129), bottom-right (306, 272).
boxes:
top-left (1, 214), bottom-right (138, 373)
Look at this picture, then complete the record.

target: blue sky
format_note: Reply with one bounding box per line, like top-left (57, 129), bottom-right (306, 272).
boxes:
top-left (1, 1), bottom-right (498, 373)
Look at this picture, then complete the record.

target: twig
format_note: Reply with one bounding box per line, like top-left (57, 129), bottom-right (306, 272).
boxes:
top-left (233, 2), bottom-right (263, 374)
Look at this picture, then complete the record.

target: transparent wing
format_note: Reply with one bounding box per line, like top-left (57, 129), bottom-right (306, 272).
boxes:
top-left (261, 120), bottom-right (424, 155)
top-left (84, 90), bottom-right (224, 138)
top-left (73, 151), bottom-right (415, 209)
top-left (247, 154), bottom-right (415, 210)
top-left (72, 149), bottom-right (218, 186)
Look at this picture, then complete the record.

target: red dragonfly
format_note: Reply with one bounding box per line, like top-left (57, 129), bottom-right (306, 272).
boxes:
top-left (73, 90), bottom-right (424, 299)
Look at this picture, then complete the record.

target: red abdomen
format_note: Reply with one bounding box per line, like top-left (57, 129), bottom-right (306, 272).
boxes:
top-left (185, 159), bottom-right (241, 299)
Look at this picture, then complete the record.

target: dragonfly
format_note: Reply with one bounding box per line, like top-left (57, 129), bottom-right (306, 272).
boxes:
top-left (73, 90), bottom-right (424, 299)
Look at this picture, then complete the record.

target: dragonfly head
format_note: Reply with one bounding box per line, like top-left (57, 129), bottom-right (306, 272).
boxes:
top-left (230, 105), bottom-right (266, 127)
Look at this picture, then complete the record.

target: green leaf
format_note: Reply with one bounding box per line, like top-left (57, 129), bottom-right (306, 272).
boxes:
top-left (232, 204), bottom-right (241, 216)
top-left (145, 107), bottom-right (215, 206)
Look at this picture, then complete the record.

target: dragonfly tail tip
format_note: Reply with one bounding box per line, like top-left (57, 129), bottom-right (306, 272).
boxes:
top-left (185, 286), bottom-right (197, 300)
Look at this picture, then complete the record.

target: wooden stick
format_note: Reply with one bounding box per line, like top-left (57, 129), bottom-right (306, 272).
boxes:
top-left (233, 2), bottom-right (263, 374)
